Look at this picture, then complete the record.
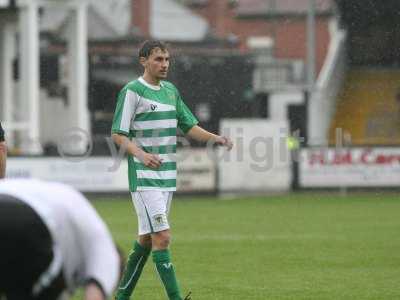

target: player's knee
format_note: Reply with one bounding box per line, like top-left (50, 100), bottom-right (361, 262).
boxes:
top-left (138, 234), bottom-right (152, 249)
top-left (152, 230), bottom-right (171, 249)
top-left (158, 231), bottom-right (171, 248)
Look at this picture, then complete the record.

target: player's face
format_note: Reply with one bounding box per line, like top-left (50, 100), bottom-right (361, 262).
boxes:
top-left (142, 48), bottom-right (170, 81)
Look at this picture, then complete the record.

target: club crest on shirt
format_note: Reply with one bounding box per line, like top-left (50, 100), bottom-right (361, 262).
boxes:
top-left (150, 104), bottom-right (157, 111)
top-left (153, 214), bottom-right (167, 226)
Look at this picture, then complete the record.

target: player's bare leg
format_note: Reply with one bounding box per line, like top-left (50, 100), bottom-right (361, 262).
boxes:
top-left (139, 234), bottom-right (152, 249)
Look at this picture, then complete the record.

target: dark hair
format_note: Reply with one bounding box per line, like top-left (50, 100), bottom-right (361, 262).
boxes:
top-left (138, 40), bottom-right (168, 59)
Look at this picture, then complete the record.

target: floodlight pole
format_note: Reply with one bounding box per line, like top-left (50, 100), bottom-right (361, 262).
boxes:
top-left (292, 0), bottom-right (317, 190)
top-left (0, 19), bottom-right (15, 143)
top-left (307, 0), bottom-right (316, 91)
top-left (302, 0), bottom-right (316, 147)
top-left (67, 1), bottom-right (90, 154)
top-left (19, 0), bottom-right (42, 154)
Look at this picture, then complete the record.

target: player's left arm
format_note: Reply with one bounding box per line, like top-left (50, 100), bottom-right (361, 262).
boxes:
top-left (176, 91), bottom-right (233, 150)
top-left (186, 125), bottom-right (233, 150)
top-left (0, 122), bottom-right (7, 178)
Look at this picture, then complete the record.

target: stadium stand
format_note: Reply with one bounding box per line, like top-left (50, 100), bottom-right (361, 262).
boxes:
top-left (329, 69), bottom-right (400, 145)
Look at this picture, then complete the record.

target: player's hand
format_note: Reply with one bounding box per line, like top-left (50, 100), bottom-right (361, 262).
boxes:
top-left (215, 136), bottom-right (233, 151)
top-left (84, 282), bottom-right (105, 300)
top-left (137, 151), bottom-right (163, 169)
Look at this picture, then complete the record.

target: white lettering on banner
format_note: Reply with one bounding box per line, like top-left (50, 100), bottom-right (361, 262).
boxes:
top-left (300, 148), bottom-right (400, 187)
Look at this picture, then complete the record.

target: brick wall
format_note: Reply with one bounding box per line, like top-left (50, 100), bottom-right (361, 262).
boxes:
top-left (189, 0), bottom-right (331, 73)
top-left (131, 0), bottom-right (151, 37)
top-left (130, 0), bottom-right (331, 73)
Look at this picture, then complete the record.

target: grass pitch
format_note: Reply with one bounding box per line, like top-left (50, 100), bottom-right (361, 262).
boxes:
top-left (73, 192), bottom-right (400, 300)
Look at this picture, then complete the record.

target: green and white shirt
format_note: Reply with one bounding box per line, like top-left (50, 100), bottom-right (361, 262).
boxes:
top-left (111, 77), bottom-right (198, 191)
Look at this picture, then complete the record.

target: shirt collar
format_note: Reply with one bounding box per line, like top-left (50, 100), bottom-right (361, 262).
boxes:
top-left (139, 77), bottom-right (163, 91)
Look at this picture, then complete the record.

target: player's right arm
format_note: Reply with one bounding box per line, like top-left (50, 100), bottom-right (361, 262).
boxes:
top-left (111, 133), bottom-right (162, 169)
top-left (111, 86), bottom-right (162, 169)
top-left (84, 282), bottom-right (106, 300)
top-left (0, 122), bottom-right (7, 179)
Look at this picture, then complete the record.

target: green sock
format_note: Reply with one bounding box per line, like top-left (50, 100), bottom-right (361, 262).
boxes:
top-left (152, 249), bottom-right (182, 300)
top-left (115, 241), bottom-right (151, 300)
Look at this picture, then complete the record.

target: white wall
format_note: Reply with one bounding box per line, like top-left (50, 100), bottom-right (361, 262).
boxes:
top-left (39, 89), bottom-right (71, 148)
top-left (218, 119), bottom-right (291, 193)
top-left (269, 91), bottom-right (304, 121)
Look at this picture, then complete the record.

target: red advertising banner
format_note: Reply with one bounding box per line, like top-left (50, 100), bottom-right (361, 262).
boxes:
top-left (300, 148), bottom-right (400, 187)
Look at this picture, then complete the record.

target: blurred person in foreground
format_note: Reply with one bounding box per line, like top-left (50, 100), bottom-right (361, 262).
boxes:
top-left (0, 178), bottom-right (121, 300)
top-left (0, 122), bottom-right (6, 178)
top-left (111, 40), bottom-right (233, 300)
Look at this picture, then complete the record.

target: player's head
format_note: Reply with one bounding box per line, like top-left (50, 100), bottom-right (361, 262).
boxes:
top-left (139, 40), bottom-right (170, 81)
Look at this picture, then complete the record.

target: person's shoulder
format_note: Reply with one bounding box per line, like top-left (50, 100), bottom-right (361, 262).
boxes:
top-left (44, 180), bottom-right (81, 195)
top-left (161, 80), bottom-right (179, 93)
top-left (123, 79), bottom-right (146, 95)
top-left (45, 181), bottom-right (91, 206)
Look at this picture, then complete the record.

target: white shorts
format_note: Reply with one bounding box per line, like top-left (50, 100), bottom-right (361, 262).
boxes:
top-left (131, 191), bottom-right (173, 235)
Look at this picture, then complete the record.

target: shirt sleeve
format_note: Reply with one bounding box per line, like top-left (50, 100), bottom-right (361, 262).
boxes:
top-left (0, 122), bottom-right (4, 142)
top-left (176, 93), bottom-right (198, 134)
top-left (111, 87), bottom-right (139, 136)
